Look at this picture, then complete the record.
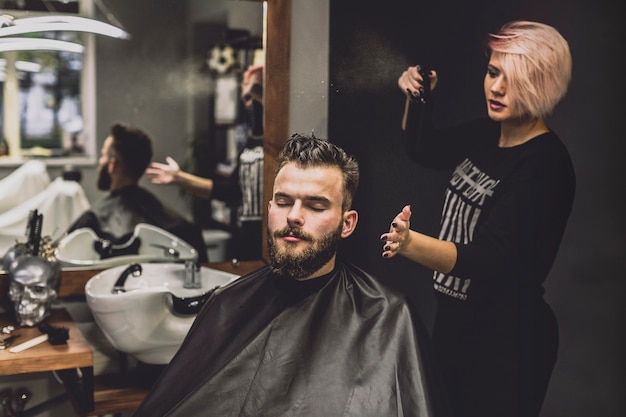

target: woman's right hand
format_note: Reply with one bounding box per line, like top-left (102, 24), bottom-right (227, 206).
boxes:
top-left (380, 205), bottom-right (413, 259)
top-left (146, 156), bottom-right (180, 185)
top-left (398, 65), bottom-right (438, 99)
top-left (241, 64), bottom-right (264, 108)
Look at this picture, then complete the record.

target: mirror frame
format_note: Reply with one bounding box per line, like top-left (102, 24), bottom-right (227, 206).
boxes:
top-left (262, 0), bottom-right (290, 261)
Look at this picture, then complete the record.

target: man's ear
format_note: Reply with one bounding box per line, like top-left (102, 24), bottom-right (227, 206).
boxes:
top-left (108, 156), bottom-right (119, 174)
top-left (340, 209), bottom-right (358, 238)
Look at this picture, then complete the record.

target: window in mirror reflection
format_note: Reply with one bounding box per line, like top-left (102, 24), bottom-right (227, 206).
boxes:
top-left (0, 1), bottom-right (79, 14)
top-left (0, 0), bottom-right (95, 161)
top-left (0, 31), bottom-right (84, 157)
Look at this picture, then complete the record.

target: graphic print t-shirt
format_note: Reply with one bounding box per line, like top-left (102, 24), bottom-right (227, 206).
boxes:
top-left (433, 157), bottom-right (500, 301)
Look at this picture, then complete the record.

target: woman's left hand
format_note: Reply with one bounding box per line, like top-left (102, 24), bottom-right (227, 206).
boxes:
top-left (380, 205), bottom-right (412, 258)
top-left (146, 156), bottom-right (180, 185)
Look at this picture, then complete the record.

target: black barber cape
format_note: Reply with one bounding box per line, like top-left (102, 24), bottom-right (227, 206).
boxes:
top-left (133, 261), bottom-right (451, 417)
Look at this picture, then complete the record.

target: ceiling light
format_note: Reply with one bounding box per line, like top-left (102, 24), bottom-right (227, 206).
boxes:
top-left (0, 14), bottom-right (130, 39)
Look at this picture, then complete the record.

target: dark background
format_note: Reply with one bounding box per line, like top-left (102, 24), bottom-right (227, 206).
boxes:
top-left (328, 0), bottom-right (624, 416)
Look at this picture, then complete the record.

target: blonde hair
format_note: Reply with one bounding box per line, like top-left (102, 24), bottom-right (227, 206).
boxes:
top-left (486, 21), bottom-right (572, 119)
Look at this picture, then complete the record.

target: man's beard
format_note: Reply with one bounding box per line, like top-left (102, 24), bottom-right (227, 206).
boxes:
top-left (97, 166), bottom-right (111, 190)
top-left (267, 222), bottom-right (343, 280)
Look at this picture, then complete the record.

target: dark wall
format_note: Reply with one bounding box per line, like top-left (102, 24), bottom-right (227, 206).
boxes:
top-left (328, 1), bottom-right (624, 416)
top-left (91, 0), bottom-right (193, 216)
top-left (95, 0), bottom-right (189, 140)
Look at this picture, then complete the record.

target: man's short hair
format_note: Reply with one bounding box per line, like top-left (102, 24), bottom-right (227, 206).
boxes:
top-left (109, 122), bottom-right (154, 180)
top-left (275, 133), bottom-right (359, 211)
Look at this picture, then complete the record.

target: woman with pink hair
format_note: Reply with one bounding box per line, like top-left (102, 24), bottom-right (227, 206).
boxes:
top-left (382, 21), bottom-right (575, 417)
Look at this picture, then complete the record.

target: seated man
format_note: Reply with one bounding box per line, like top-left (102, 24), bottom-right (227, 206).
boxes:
top-left (133, 134), bottom-right (451, 417)
top-left (66, 122), bottom-right (207, 262)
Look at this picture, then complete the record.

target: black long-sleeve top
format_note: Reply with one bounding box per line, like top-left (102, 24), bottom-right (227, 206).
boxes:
top-left (404, 99), bottom-right (576, 308)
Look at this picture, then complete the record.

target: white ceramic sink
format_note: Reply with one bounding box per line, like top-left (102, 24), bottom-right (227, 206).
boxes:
top-left (85, 262), bottom-right (239, 364)
top-left (55, 223), bottom-right (198, 269)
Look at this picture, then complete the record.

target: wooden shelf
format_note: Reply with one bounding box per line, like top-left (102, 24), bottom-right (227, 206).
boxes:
top-left (90, 372), bottom-right (149, 416)
top-left (0, 308), bottom-right (92, 376)
top-left (1, 308), bottom-right (95, 415)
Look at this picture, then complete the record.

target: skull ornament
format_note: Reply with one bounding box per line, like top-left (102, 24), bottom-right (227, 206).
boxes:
top-left (2, 242), bottom-right (30, 271)
top-left (8, 255), bottom-right (61, 327)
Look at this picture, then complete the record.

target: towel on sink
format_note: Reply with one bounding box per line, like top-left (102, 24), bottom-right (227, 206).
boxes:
top-left (0, 177), bottom-right (90, 255)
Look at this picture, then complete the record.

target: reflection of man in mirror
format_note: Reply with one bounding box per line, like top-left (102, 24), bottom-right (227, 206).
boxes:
top-left (65, 122), bottom-right (208, 262)
top-left (8, 255), bottom-right (61, 327)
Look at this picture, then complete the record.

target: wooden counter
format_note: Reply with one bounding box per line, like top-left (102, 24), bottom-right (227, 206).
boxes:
top-left (1, 308), bottom-right (95, 415)
top-left (0, 308), bottom-right (92, 375)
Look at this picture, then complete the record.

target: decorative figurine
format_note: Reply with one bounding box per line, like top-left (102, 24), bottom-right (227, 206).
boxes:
top-left (7, 255), bottom-right (61, 327)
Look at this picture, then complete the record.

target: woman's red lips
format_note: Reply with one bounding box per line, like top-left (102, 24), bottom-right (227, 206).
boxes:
top-left (489, 99), bottom-right (506, 110)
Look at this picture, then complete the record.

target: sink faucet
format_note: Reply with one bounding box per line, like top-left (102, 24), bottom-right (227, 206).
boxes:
top-left (111, 263), bottom-right (143, 294)
top-left (184, 260), bottom-right (201, 289)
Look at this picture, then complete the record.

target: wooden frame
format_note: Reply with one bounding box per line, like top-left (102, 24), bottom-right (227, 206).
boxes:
top-left (238, 0), bottom-right (290, 262)
top-left (262, 0), bottom-right (291, 261)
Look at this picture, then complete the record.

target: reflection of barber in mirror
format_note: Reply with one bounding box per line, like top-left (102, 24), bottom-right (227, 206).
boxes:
top-left (146, 64), bottom-right (265, 261)
top-left (65, 123), bottom-right (208, 262)
top-left (8, 255), bottom-right (61, 327)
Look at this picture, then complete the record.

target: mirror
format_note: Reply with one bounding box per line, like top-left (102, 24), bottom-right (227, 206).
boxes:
top-left (0, 0), bottom-right (289, 268)
top-left (197, 0), bottom-right (290, 262)
top-left (173, 0), bottom-right (290, 263)
top-left (145, 0), bottom-right (291, 263)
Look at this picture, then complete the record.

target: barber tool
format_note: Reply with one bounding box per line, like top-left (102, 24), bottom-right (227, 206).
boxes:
top-left (24, 209), bottom-right (43, 256)
top-left (30, 211), bottom-right (43, 256)
top-left (0, 333), bottom-right (21, 350)
top-left (8, 323), bottom-right (68, 353)
top-left (411, 65), bottom-right (431, 105)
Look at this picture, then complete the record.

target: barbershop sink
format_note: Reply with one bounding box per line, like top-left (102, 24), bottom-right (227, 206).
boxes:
top-left (85, 262), bottom-right (239, 364)
top-left (55, 223), bottom-right (199, 268)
